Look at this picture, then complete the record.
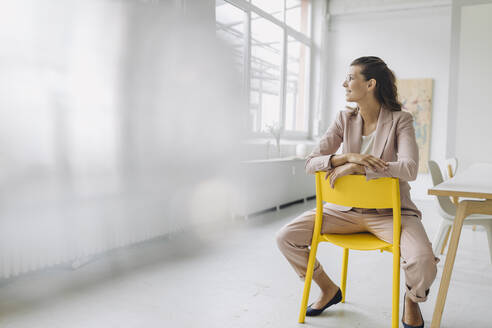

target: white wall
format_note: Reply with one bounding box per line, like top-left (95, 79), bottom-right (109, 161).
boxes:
top-left (454, 1), bottom-right (492, 169)
top-left (323, 3), bottom-right (452, 199)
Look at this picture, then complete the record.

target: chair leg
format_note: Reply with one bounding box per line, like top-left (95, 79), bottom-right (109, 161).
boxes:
top-left (433, 221), bottom-right (451, 256)
top-left (483, 222), bottom-right (492, 264)
top-left (440, 225), bottom-right (452, 255)
top-left (298, 241), bottom-right (320, 323)
top-left (340, 248), bottom-right (349, 303)
top-left (392, 244), bottom-right (400, 328)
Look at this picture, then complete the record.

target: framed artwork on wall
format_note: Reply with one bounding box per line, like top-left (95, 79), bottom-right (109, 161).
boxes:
top-left (397, 78), bottom-right (433, 173)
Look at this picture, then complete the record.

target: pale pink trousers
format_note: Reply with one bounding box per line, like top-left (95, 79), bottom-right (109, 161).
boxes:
top-left (276, 206), bottom-right (439, 303)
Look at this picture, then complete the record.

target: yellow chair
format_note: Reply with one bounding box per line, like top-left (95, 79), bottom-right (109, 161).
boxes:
top-left (298, 172), bottom-right (401, 328)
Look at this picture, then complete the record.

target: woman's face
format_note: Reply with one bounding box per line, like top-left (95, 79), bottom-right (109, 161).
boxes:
top-left (342, 65), bottom-right (374, 103)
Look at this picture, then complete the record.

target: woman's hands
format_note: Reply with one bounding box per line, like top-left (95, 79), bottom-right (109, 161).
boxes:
top-left (325, 163), bottom-right (365, 188)
top-left (346, 153), bottom-right (388, 171)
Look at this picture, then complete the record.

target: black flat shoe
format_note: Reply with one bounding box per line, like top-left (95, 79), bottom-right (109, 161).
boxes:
top-left (402, 293), bottom-right (424, 328)
top-left (306, 289), bottom-right (342, 317)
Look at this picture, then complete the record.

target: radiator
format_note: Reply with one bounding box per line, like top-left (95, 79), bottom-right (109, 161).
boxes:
top-left (233, 157), bottom-right (315, 217)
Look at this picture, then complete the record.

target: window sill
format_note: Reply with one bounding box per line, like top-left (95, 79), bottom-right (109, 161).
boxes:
top-left (242, 138), bottom-right (317, 146)
top-left (241, 156), bottom-right (306, 164)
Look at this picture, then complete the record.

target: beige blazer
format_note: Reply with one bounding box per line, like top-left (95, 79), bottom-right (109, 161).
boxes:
top-left (306, 106), bottom-right (422, 219)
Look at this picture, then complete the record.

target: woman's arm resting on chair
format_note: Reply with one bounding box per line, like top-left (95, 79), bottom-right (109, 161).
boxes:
top-left (325, 163), bottom-right (365, 188)
top-left (345, 153), bottom-right (388, 170)
top-left (329, 153), bottom-right (389, 170)
top-left (351, 163), bottom-right (366, 174)
top-left (328, 154), bottom-right (348, 168)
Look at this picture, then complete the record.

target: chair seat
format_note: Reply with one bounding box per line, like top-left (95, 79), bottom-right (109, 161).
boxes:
top-left (320, 232), bottom-right (393, 252)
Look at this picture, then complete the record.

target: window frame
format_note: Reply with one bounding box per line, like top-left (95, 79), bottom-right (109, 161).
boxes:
top-left (216, 0), bottom-right (314, 140)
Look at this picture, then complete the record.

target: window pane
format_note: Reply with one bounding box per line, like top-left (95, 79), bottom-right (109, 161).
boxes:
top-left (286, 0), bottom-right (310, 36)
top-left (251, 0), bottom-right (283, 21)
top-left (215, 0), bottom-right (245, 78)
top-left (250, 14), bottom-right (283, 132)
top-left (285, 37), bottom-right (310, 132)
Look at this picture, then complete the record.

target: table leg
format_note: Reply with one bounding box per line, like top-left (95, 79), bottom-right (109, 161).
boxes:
top-left (431, 200), bottom-right (492, 327)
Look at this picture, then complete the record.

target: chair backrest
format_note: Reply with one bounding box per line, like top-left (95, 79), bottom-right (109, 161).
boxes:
top-left (314, 172), bottom-right (401, 249)
top-left (427, 160), bottom-right (456, 216)
top-left (445, 157), bottom-right (459, 179)
top-left (445, 157), bottom-right (459, 205)
top-left (316, 173), bottom-right (400, 209)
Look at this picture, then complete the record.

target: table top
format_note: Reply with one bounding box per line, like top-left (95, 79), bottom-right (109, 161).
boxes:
top-left (428, 163), bottom-right (492, 199)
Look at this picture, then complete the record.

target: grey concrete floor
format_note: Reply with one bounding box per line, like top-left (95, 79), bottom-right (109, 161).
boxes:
top-left (0, 199), bottom-right (491, 328)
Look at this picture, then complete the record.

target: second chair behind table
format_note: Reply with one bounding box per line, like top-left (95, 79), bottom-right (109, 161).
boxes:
top-left (428, 160), bottom-right (492, 263)
top-left (298, 173), bottom-right (402, 328)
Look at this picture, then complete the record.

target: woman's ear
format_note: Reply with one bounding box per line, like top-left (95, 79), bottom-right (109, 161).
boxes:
top-left (367, 78), bottom-right (377, 91)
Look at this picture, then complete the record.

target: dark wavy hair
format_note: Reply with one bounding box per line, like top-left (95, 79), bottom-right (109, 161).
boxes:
top-left (350, 56), bottom-right (402, 112)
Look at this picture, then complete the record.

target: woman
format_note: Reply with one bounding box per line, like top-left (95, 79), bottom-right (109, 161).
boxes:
top-left (276, 56), bottom-right (438, 328)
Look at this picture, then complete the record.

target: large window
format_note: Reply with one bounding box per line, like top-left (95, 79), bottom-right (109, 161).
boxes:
top-left (286, 36), bottom-right (310, 132)
top-left (216, 0), bottom-right (312, 136)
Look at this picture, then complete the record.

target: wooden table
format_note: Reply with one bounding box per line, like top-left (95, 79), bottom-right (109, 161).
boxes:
top-left (428, 163), bottom-right (492, 327)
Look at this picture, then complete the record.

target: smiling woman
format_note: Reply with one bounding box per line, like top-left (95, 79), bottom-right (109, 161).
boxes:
top-left (276, 57), bottom-right (438, 328)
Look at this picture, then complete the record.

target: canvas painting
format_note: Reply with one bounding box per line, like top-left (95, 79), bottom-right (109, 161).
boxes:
top-left (397, 78), bottom-right (433, 173)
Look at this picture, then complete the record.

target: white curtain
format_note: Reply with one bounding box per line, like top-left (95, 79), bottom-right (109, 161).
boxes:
top-left (0, 0), bottom-right (244, 278)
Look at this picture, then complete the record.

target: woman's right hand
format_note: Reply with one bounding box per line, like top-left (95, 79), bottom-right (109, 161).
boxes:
top-left (346, 153), bottom-right (388, 171)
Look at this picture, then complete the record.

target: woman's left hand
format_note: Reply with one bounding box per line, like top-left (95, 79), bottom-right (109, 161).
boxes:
top-left (325, 163), bottom-right (363, 188)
